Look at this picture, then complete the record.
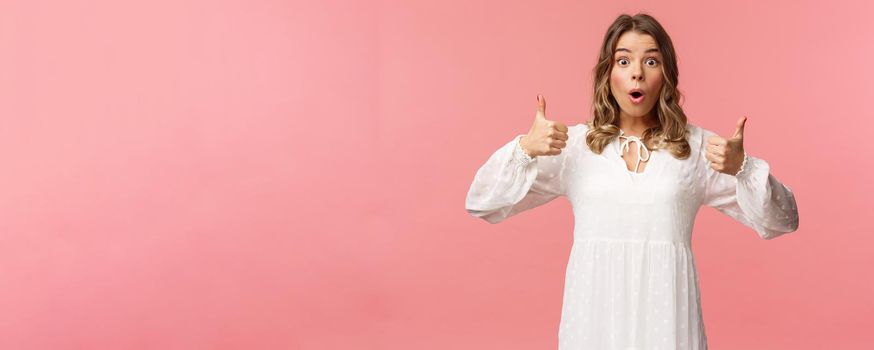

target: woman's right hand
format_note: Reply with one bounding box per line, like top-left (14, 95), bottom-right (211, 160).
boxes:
top-left (520, 94), bottom-right (569, 158)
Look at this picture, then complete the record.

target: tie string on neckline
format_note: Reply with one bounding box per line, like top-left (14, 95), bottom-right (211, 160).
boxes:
top-left (616, 129), bottom-right (651, 173)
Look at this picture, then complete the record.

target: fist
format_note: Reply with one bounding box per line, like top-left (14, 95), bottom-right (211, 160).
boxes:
top-left (520, 94), bottom-right (569, 157)
top-left (705, 116), bottom-right (747, 175)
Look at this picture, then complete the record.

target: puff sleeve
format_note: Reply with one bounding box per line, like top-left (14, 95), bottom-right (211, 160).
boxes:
top-left (465, 125), bottom-right (581, 224)
top-left (700, 129), bottom-right (799, 239)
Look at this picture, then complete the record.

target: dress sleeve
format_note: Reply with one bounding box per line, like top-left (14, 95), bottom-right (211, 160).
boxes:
top-left (700, 130), bottom-right (800, 239)
top-left (465, 127), bottom-right (578, 224)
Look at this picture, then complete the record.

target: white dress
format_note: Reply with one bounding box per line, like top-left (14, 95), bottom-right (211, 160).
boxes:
top-left (464, 122), bottom-right (799, 350)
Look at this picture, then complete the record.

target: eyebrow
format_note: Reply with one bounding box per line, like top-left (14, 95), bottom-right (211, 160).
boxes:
top-left (615, 47), bottom-right (661, 54)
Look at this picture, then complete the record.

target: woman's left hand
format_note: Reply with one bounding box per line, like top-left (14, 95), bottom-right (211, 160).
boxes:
top-left (705, 116), bottom-right (747, 176)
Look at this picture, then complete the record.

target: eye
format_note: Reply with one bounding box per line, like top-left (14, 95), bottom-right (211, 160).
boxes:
top-left (645, 58), bottom-right (659, 67)
top-left (616, 58), bottom-right (629, 66)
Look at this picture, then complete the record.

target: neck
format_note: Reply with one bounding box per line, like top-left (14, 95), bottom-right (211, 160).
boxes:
top-left (617, 110), bottom-right (658, 137)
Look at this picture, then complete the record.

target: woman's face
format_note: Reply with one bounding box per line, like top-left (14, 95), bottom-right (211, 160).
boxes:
top-left (610, 31), bottom-right (664, 119)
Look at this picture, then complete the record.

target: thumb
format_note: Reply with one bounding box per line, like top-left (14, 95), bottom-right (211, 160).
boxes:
top-left (733, 115), bottom-right (747, 139)
top-left (536, 94), bottom-right (546, 119)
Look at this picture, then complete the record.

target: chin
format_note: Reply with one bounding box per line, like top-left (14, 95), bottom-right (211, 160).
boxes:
top-left (620, 106), bottom-right (655, 118)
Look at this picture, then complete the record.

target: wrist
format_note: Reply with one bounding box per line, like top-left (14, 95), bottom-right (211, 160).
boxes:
top-left (519, 135), bottom-right (536, 158)
top-left (514, 135), bottom-right (535, 165)
top-left (733, 151), bottom-right (750, 177)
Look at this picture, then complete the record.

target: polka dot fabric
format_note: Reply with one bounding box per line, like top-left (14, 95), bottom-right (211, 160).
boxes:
top-left (465, 123), bottom-right (799, 350)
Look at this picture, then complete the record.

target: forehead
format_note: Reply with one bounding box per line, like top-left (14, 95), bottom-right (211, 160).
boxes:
top-left (614, 31), bottom-right (660, 55)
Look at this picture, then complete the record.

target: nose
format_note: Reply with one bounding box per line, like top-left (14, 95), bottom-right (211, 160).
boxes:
top-left (631, 63), bottom-right (644, 81)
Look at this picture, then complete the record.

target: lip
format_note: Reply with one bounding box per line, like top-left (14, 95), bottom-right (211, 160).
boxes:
top-left (628, 88), bottom-right (646, 105)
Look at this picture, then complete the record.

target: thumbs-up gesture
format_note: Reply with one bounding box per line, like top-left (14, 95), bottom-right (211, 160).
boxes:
top-left (519, 94), bottom-right (569, 158)
top-left (705, 116), bottom-right (747, 175)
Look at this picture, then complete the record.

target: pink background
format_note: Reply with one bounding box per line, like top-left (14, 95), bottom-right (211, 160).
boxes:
top-left (1, 0), bottom-right (871, 348)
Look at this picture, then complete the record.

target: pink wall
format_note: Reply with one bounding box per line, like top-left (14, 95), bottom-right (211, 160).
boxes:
top-left (0, 0), bottom-right (871, 349)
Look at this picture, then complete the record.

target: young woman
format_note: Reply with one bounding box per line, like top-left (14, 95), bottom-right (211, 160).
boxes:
top-left (464, 13), bottom-right (799, 350)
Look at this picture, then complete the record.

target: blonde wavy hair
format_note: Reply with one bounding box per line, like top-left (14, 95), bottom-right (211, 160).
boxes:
top-left (585, 13), bottom-right (691, 159)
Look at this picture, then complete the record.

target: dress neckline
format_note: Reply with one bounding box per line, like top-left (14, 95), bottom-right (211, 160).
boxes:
top-left (615, 129), bottom-right (656, 175)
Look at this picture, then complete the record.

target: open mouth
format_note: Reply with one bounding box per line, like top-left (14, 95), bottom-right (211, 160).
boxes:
top-left (630, 91), bottom-right (643, 98)
top-left (629, 90), bottom-right (645, 103)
